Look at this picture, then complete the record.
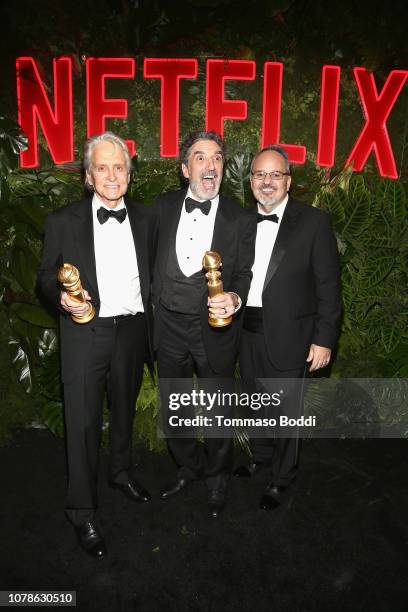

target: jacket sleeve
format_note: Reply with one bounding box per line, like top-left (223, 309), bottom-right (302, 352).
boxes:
top-left (37, 212), bottom-right (63, 308)
top-left (311, 211), bottom-right (342, 348)
top-left (229, 210), bottom-right (256, 305)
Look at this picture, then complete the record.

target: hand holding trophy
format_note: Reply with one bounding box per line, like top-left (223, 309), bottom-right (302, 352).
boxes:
top-left (57, 263), bottom-right (95, 324)
top-left (202, 251), bottom-right (232, 328)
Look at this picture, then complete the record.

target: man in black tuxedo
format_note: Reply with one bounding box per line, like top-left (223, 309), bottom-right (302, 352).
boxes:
top-left (234, 145), bottom-right (342, 510)
top-left (37, 132), bottom-right (156, 557)
top-left (153, 131), bottom-right (255, 517)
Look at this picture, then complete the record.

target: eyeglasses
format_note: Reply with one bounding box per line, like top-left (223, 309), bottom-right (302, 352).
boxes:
top-left (251, 170), bottom-right (290, 181)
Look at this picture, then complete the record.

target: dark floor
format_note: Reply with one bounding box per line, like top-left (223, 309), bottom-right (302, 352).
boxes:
top-left (1, 430), bottom-right (408, 611)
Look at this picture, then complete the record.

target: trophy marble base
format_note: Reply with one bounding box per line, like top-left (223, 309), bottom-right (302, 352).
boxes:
top-left (71, 303), bottom-right (95, 324)
top-left (209, 314), bottom-right (232, 328)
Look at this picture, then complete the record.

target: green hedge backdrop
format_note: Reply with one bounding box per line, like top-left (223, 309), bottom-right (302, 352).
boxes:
top-left (0, 0), bottom-right (407, 446)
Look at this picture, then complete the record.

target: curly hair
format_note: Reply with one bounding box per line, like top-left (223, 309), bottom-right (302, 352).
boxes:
top-left (179, 131), bottom-right (226, 167)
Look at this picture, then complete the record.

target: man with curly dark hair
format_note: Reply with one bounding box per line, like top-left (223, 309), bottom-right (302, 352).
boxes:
top-left (153, 130), bottom-right (256, 518)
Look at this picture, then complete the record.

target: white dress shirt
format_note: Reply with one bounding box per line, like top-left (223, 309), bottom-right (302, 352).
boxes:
top-left (92, 195), bottom-right (144, 317)
top-left (176, 187), bottom-right (219, 277)
top-left (247, 195), bottom-right (289, 307)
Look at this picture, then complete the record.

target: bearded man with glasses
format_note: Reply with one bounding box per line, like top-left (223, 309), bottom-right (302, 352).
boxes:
top-left (234, 145), bottom-right (342, 511)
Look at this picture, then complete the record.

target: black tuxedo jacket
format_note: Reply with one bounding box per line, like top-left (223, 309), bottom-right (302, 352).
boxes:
top-left (153, 188), bottom-right (256, 373)
top-left (258, 197), bottom-right (342, 370)
top-left (37, 197), bottom-right (156, 383)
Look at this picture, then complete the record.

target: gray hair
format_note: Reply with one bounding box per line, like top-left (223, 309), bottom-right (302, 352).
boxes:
top-left (179, 130), bottom-right (226, 167)
top-left (251, 145), bottom-right (291, 174)
top-left (83, 131), bottom-right (132, 177)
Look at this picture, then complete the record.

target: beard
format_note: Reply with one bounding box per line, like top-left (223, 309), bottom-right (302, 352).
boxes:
top-left (189, 172), bottom-right (222, 201)
top-left (256, 184), bottom-right (287, 208)
top-left (257, 193), bottom-right (280, 206)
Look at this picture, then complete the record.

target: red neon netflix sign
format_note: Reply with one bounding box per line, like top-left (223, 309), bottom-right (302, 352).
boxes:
top-left (144, 58), bottom-right (198, 157)
top-left (86, 57), bottom-right (136, 158)
top-left (17, 57), bottom-right (74, 167)
top-left (16, 56), bottom-right (407, 178)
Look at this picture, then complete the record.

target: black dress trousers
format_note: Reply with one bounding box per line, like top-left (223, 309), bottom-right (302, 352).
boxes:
top-left (63, 313), bottom-right (146, 526)
top-left (157, 303), bottom-right (235, 492)
top-left (239, 327), bottom-right (307, 487)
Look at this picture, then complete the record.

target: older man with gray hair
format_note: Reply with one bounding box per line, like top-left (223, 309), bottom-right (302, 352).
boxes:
top-left (38, 132), bottom-right (156, 558)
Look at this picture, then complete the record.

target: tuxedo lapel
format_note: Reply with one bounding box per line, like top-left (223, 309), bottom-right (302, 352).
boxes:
top-left (211, 195), bottom-right (234, 254)
top-left (70, 198), bottom-right (99, 298)
top-left (263, 198), bottom-right (301, 291)
top-left (126, 200), bottom-right (148, 299)
top-left (161, 189), bottom-right (186, 271)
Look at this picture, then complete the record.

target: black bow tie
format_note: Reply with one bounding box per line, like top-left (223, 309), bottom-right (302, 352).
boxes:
top-left (257, 213), bottom-right (279, 224)
top-left (185, 197), bottom-right (212, 216)
top-left (97, 207), bottom-right (127, 224)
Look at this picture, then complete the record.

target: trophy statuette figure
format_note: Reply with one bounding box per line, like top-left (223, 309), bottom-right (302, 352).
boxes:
top-left (57, 263), bottom-right (95, 324)
top-left (202, 251), bottom-right (232, 328)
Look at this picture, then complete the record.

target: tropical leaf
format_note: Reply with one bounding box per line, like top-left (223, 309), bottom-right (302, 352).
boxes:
top-left (349, 175), bottom-right (370, 204)
top-left (11, 303), bottom-right (57, 328)
top-left (8, 337), bottom-right (32, 393)
top-left (334, 166), bottom-right (354, 192)
top-left (13, 197), bottom-right (49, 235)
top-left (353, 301), bottom-right (370, 325)
top-left (9, 170), bottom-right (48, 200)
top-left (223, 153), bottom-right (253, 207)
top-left (133, 366), bottom-right (165, 452)
top-left (378, 341), bottom-right (408, 377)
top-left (380, 322), bottom-right (405, 355)
top-left (359, 225), bottom-right (394, 248)
top-left (369, 378), bottom-right (408, 417)
top-left (40, 170), bottom-right (82, 199)
top-left (130, 161), bottom-right (180, 205)
top-left (0, 177), bottom-right (11, 204)
top-left (318, 188), bottom-right (346, 230)
top-left (38, 348), bottom-right (61, 401)
top-left (9, 242), bottom-right (39, 293)
top-left (356, 253), bottom-right (395, 289)
top-left (0, 116), bottom-right (27, 175)
top-left (376, 179), bottom-right (406, 222)
top-left (342, 176), bottom-right (372, 236)
top-left (341, 266), bottom-right (354, 310)
top-left (304, 379), bottom-right (340, 427)
top-left (8, 312), bottom-right (44, 358)
top-left (41, 400), bottom-right (64, 437)
top-left (38, 328), bottom-right (58, 357)
top-left (9, 168), bottom-right (83, 206)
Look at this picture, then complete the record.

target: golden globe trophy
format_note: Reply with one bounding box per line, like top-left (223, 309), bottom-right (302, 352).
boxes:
top-left (57, 263), bottom-right (95, 324)
top-left (202, 251), bottom-right (232, 328)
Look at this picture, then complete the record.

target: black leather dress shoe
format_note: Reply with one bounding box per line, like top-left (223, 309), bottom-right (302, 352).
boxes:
top-left (75, 521), bottom-right (107, 559)
top-left (110, 479), bottom-right (151, 503)
top-left (208, 490), bottom-right (225, 518)
top-left (161, 478), bottom-right (190, 499)
top-left (259, 483), bottom-right (288, 511)
top-left (233, 462), bottom-right (264, 478)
